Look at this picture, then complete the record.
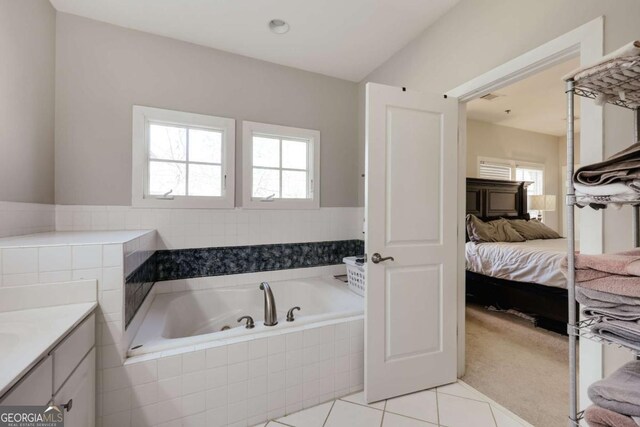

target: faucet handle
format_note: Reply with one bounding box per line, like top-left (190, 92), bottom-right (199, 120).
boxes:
top-left (237, 315), bottom-right (255, 329)
top-left (286, 306), bottom-right (301, 322)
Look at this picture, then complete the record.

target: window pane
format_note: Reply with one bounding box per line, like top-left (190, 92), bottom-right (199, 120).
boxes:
top-left (189, 164), bottom-right (221, 197)
top-left (282, 170), bottom-right (308, 199)
top-left (149, 161), bottom-right (186, 196)
top-left (253, 168), bottom-right (280, 198)
top-left (516, 168), bottom-right (544, 195)
top-left (282, 140), bottom-right (308, 170)
top-left (253, 136), bottom-right (280, 168)
top-left (149, 124), bottom-right (186, 161)
top-left (189, 129), bottom-right (222, 163)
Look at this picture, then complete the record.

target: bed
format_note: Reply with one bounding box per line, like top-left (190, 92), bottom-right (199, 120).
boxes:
top-left (465, 177), bottom-right (575, 334)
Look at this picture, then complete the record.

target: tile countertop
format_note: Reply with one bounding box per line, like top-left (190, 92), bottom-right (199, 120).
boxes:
top-left (0, 302), bottom-right (97, 397)
top-left (0, 230), bottom-right (154, 248)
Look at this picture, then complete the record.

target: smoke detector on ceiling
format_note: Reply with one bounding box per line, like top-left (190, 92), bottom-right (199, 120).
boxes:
top-left (269, 19), bottom-right (290, 34)
top-left (480, 93), bottom-right (502, 101)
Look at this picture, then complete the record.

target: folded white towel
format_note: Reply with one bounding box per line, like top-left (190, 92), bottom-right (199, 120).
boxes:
top-left (574, 182), bottom-right (637, 196)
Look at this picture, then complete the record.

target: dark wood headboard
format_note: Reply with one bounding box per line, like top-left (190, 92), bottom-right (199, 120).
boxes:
top-left (466, 177), bottom-right (531, 220)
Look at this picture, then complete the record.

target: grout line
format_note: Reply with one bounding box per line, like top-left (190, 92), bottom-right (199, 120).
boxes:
top-left (379, 409), bottom-right (385, 427)
top-left (436, 389), bottom-right (491, 404)
top-left (383, 409), bottom-right (439, 426)
top-left (435, 387), bottom-right (441, 426)
top-left (488, 404), bottom-right (499, 427)
top-left (337, 397), bottom-right (385, 412)
top-left (322, 399), bottom-right (336, 426)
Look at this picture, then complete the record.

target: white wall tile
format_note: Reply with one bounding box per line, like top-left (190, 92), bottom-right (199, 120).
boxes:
top-left (72, 244), bottom-right (103, 269)
top-left (158, 355), bottom-right (182, 380)
top-left (130, 360), bottom-right (158, 385)
top-left (183, 350), bottom-right (206, 373)
top-left (182, 372), bottom-right (207, 395)
top-left (103, 244), bottom-right (123, 267)
top-left (38, 270), bottom-right (72, 283)
top-left (0, 202), bottom-right (55, 238)
top-left (206, 366), bottom-right (228, 390)
top-left (268, 335), bottom-right (286, 355)
top-left (38, 246), bottom-right (71, 272)
top-left (55, 205), bottom-right (363, 250)
top-left (103, 387), bottom-right (132, 415)
top-left (206, 346), bottom-right (228, 369)
top-left (2, 272), bottom-right (38, 286)
top-left (228, 362), bottom-right (248, 384)
top-left (157, 377), bottom-right (182, 401)
top-left (227, 342), bottom-right (248, 364)
top-left (2, 248), bottom-right (38, 274)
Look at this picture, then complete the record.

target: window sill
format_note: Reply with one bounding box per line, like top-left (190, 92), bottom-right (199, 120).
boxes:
top-left (132, 196), bottom-right (235, 209)
top-left (242, 199), bottom-right (320, 210)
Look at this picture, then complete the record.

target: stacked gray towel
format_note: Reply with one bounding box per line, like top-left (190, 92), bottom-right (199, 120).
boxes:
top-left (589, 361), bottom-right (640, 417)
top-left (577, 287), bottom-right (640, 349)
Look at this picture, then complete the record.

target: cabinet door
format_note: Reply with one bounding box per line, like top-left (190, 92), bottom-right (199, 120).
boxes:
top-left (53, 348), bottom-right (95, 427)
top-left (0, 356), bottom-right (52, 405)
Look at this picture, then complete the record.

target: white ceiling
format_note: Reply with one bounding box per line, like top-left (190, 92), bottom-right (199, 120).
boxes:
top-left (49, 0), bottom-right (460, 82)
top-left (467, 58), bottom-right (581, 137)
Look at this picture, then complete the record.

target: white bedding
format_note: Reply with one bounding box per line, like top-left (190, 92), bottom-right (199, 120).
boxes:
top-left (465, 238), bottom-right (570, 289)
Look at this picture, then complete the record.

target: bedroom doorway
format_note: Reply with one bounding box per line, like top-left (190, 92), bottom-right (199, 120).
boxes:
top-left (446, 16), bottom-right (604, 427)
top-left (463, 57), bottom-right (579, 426)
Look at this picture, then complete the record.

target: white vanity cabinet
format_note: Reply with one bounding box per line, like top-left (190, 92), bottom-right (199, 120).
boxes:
top-left (53, 348), bottom-right (95, 427)
top-left (0, 313), bottom-right (96, 426)
top-left (0, 356), bottom-right (53, 406)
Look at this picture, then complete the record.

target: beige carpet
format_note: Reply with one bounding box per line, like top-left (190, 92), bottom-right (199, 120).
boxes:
top-left (463, 304), bottom-right (571, 427)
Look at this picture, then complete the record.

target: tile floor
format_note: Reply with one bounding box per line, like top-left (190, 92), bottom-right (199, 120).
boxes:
top-left (252, 381), bottom-right (532, 427)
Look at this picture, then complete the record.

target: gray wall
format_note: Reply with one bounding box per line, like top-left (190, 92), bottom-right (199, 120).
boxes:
top-left (0, 0), bottom-right (56, 204)
top-left (466, 120), bottom-right (560, 231)
top-left (55, 13), bottom-right (360, 207)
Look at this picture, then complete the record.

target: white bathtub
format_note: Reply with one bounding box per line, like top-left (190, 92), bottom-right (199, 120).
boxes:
top-left (128, 276), bottom-right (363, 356)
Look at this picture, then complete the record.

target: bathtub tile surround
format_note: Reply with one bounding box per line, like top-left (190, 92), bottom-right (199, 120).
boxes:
top-left (123, 239), bottom-right (363, 326)
top-left (0, 201), bottom-right (55, 238)
top-left (120, 317), bottom-right (365, 427)
top-left (154, 240), bottom-right (364, 281)
top-left (56, 205), bottom-right (364, 250)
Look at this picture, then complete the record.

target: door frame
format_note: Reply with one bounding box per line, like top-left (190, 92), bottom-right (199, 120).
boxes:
top-left (445, 16), bottom-right (604, 408)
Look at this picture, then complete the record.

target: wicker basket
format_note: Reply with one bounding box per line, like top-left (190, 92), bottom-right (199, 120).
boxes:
top-left (343, 256), bottom-right (366, 297)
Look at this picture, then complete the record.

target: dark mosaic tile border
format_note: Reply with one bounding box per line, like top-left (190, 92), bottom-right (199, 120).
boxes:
top-left (124, 239), bottom-right (364, 327)
top-left (124, 254), bottom-right (157, 327)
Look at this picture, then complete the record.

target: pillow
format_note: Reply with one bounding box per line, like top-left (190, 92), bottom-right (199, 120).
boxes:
top-left (506, 218), bottom-right (562, 240)
top-left (466, 214), bottom-right (525, 243)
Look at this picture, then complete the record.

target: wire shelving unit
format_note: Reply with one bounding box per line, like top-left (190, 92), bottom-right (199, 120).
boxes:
top-left (566, 52), bottom-right (640, 426)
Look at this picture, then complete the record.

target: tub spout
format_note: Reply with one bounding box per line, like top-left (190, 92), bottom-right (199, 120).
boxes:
top-left (259, 282), bottom-right (278, 326)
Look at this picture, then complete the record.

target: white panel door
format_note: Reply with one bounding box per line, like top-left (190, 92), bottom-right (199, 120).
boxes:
top-left (364, 82), bottom-right (458, 403)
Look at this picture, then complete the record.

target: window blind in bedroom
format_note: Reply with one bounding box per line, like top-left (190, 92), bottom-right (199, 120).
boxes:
top-left (478, 160), bottom-right (512, 180)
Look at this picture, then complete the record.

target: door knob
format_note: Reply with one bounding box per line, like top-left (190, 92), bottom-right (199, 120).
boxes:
top-left (61, 399), bottom-right (73, 412)
top-left (371, 253), bottom-right (394, 264)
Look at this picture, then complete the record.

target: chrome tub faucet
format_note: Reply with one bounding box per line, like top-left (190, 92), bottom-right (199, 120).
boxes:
top-left (259, 282), bottom-right (278, 326)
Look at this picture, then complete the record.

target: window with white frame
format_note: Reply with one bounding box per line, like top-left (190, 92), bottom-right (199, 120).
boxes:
top-left (132, 106), bottom-right (235, 208)
top-left (478, 157), bottom-right (545, 217)
top-left (242, 121), bottom-right (320, 209)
